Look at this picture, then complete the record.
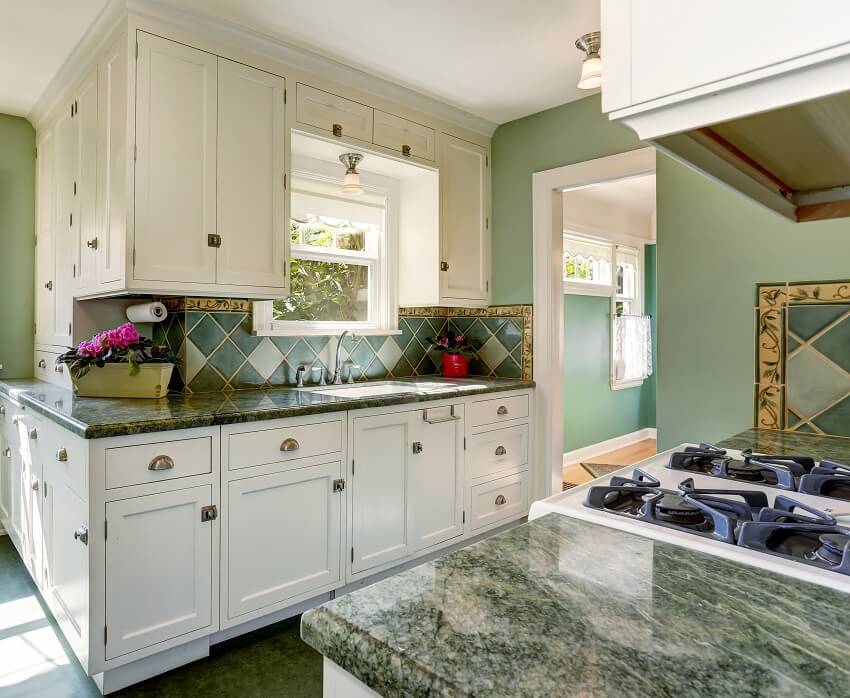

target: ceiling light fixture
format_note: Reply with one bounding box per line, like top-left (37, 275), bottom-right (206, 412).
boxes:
top-left (339, 153), bottom-right (364, 195)
top-left (575, 31), bottom-right (602, 90)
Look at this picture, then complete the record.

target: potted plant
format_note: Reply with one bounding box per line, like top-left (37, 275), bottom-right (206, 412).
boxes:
top-left (56, 323), bottom-right (178, 398)
top-left (427, 332), bottom-right (477, 378)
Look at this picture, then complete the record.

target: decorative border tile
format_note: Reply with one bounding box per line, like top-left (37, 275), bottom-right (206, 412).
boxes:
top-left (159, 297), bottom-right (252, 313)
top-left (754, 280), bottom-right (850, 437)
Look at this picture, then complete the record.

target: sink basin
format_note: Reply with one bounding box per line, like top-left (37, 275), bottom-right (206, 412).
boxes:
top-left (303, 382), bottom-right (420, 399)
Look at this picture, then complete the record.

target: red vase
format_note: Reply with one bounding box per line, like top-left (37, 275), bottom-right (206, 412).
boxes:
top-left (441, 353), bottom-right (469, 378)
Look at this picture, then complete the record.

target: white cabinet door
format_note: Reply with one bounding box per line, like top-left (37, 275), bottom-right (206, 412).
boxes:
top-left (409, 407), bottom-right (464, 550)
top-left (134, 32), bottom-right (217, 285)
top-left (74, 68), bottom-right (99, 292)
top-left (44, 477), bottom-right (88, 647)
top-left (0, 431), bottom-right (12, 529)
top-left (296, 83), bottom-right (373, 143)
top-left (439, 134), bottom-right (489, 304)
top-left (15, 416), bottom-right (44, 585)
top-left (96, 34), bottom-right (127, 286)
top-left (105, 485), bottom-right (213, 659)
top-left (50, 106), bottom-right (77, 347)
top-left (216, 58), bottom-right (287, 289)
top-left (350, 412), bottom-right (413, 573)
top-left (225, 461), bottom-right (342, 620)
top-left (35, 127), bottom-right (56, 346)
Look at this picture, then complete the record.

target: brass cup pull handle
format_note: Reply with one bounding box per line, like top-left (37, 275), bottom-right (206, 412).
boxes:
top-left (28, 428), bottom-right (38, 440)
top-left (496, 405), bottom-right (508, 416)
top-left (38, 360), bottom-right (47, 369)
top-left (495, 446), bottom-right (507, 456)
top-left (148, 455), bottom-right (175, 471)
top-left (56, 448), bottom-right (68, 462)
top-left (332, 123), bottom-right (343, 137)
top-left (495, 494), bottom-right (507, 506)
top-left (74, 525), bottom-right (89, 545)
top-left (280, 438), bottom-right (300, 452)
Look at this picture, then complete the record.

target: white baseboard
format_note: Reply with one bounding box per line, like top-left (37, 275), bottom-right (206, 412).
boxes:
top-left (563, 428), bottom-right (657, 467)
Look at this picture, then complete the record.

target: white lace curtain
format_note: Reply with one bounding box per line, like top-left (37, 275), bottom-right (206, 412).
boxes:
top-left (613, 315), bottom-right (653, 382)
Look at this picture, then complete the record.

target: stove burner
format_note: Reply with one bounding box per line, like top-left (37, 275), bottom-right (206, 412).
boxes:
top-left (809, 533), bottom-right (850, 566)
top-left (722, 460), bottom-right (772, 482)
top-left (649, 492), bottom-right (707, 526)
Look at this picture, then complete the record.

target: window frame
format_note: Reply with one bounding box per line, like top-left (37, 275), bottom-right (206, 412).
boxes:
top-left (562, 229), bottom-right (648, 390)
top-left (254, 158), bottom-right (400, 337)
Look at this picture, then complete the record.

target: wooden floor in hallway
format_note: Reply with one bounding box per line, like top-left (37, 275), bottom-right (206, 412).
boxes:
top-left (562, 438), bottom-right (658, 487)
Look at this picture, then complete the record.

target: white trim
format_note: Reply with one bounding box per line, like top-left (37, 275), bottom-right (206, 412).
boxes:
top-left (562, 428), bottom-right (658, 468)
top-left (533, 147), bottom-right (656, 500)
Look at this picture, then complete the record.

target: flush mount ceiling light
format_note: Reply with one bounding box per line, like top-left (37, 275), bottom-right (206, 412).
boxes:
top-left (575, 31), bottom-right (602, 90)
top-left (339, 152), bottom-right (364, 195)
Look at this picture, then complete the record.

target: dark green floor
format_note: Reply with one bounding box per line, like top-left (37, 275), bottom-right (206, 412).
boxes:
top-left (0, 535), bottom-right (323, 697)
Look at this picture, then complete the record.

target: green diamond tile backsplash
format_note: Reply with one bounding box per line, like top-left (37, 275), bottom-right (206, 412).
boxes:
top-left (153, 302), bottom-right (532, 393)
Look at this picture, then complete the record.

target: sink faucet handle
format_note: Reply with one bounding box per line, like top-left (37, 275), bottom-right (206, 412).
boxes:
top-left (311, 366), bottom-right (327, 386)
top-left (295, 365), bottom-right (306, 388)
top-left (346, 363), bottom-right (361, 384)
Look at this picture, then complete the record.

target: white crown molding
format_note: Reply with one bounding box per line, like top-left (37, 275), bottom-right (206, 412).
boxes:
top-left (28, 0), bottom-right (126, 130)
top-left (129, 0), bottom-right (497, 137)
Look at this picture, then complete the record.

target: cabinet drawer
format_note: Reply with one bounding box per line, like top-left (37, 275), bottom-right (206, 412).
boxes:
top-left (42, 424), bottom-right (88, 500)
top-left (105, 436), bottom-right (212, 489)
top-left (296, 84), bottom-right (373, 142)
top-left (469, 394), bottom-right (529, 428)
top-left (228, 419), bottom-right (343, 470)
top-left (469, 424), bottom-right (528, 480)
top-left (373, 110), bottom-right (435, 160)
top-left (470, 471), bottom-right (528, 531)
top-left (34, 350), bottom-right (72, 389)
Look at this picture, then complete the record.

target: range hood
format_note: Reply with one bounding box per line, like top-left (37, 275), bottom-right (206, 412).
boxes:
top-left (601, 1), bottom-right (850, 223)
top-left (654, 90), bottom-right (850, 223)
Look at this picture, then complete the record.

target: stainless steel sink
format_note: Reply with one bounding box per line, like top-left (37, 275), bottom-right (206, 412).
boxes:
top-left (301, 380), bottom-right (487, 399)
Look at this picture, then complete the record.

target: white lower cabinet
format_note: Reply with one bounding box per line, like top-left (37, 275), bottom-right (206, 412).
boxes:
top-left (225, 460), bottom-right (343, 621)
top-left (105, 485), bottom-right (214, 659)
top-left (350, 404), bottom-right (464, 576)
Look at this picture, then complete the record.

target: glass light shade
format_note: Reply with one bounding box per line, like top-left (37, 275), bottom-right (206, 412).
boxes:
top-left (577, 55), bottom-right (602, 89)
top-left (341, 172), bottom-right (363, 196)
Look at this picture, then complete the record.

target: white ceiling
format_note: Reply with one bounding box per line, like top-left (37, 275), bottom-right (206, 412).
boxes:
top-left (162, 0), bottom-right (599, 124)
top-left (563, 174), bottom-right (657, 239)
top-left (0, 0), bottom-right (110, 116)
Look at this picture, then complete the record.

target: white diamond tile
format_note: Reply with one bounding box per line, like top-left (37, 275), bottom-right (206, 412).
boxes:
top-left (478, 336), bottom-right (509, 370)
top-left (377, 337), bottom-right (403, 372)
top-left (248, 338), bottom-right (284, 380)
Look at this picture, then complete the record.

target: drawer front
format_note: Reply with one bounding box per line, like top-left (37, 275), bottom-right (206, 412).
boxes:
top-left (469, 424), bottom-right (528, 480)
top-left (373, 110), bottom-right (435, 160)
top-left (228, 419), bottom-right (343, 471)
top-left (470, 471), bottom-right (528, 531)
top-left (105, 436), bottom-right (212, 489)
top-left (34, 350), bottom-right (72, 389)
top-left (469, 394), bottom-right (529, 428)
top-left (42, 423), bottom-right (88, 500)
top-left (296, 84), bottom-right (373, 142)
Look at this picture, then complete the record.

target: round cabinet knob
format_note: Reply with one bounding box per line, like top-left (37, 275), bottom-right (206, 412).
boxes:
top-left (28, 428), bottom-right (38, 440)
top-left (38, 359), bottom-right (47, 369)
top-left (0, 405), bottom-right (5, 416)
top-left (56, 448), bottom-right (68, 462)
top-left (497, 405), bottom-right (508, 416)
top-left (280, 438), bottom-right (300, 452)
top-left (148, 455), bottom-right (175, 471)
top-left (401, 144), bottom-right (411, 157)
top-left (86, 238), bottom-right (98, 249)
top-left (54, 364), bottom-right (64, 374)
top-left (3, 448), bottom-right (10, 458)
top-left (31, 479), bottom-right (39, 492)
top-left (73, 525), bottom-right (89, 545)
top-left (495, 445), bottom-right (507, 456)
top-left (495, 494), bottom-right (507, 506)
top-left (332, 123), bottom-right (343, 137)
top-left (44, 281), bottom-right (53, 291)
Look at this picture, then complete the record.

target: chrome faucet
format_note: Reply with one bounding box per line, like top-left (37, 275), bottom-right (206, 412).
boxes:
top-left (333, 331), bottom-right (356, 385)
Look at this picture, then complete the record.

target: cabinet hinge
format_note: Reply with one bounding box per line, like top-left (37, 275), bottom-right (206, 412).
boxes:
top-left (351, 547), bottom-right (354, 563)
top-left (68, 323), bottom-right (72, 336)
top-left (73, 181), bottom-right (77, 196)
top-left (463, 437), bottom-right (466, 450)
top-left (69, 212), bottom-right (73, 227)
top-left (486, 280), bottom-right (489, 292)
top-left (43, 482), bottom-right (48, 498)
top-left (351, 458), bottom-right (355, 475)
top-left (133, 247), bottom-right (136, 265)
top-left (332, 478), bottom-right (345, 493)
top-left (485, 155), bottom-right (489, 168)
top-left (73, 263), bottom-right (76, 277)
top-left (104, 520), bottom-right (108, 540)
top-left (104, 625), bottom-right (108, 644)
top-left (284, 88), bottom-right (287, 104)
top-left (486, 217), bottom-right (489, 230)
top-left (133, 144), bottom-right (137, 162)
top-left (135, 40), bottom-right (138, 59)
top-left (463, 511), bottom-right (466, 524)
top-left (283, 173), bottom-right (287, 189)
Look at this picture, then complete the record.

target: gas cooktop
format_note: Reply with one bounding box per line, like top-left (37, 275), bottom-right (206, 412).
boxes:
top-left (529, 444), bottom-right (850, 593)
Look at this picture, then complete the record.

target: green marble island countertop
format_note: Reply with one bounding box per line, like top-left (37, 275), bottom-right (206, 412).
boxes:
top-left (719, 427), bottom-right (850, 464)
top-left (301, 513), bottom-right (850, 698)
top-left (0, 377), bottom-right (534, 439)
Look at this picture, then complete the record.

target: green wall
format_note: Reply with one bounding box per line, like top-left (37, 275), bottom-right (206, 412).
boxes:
top-left (562, 244), bottom-right (656, 452)
top-left (492, 93), bottom-right (850, 450)
top-left (0, 115), bottom-right (35, 378)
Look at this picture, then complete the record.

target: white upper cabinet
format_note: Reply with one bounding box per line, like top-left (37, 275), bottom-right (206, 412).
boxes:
top-left (73, 69), bottom-right (99, 293)
top-left (439, 134), bottom-right (489, 304)
top-left (49, 105), bottom-right (76, 348)
top-left (296, 83), bottom-right (373, 143)
top-left (134, 33), bottom-right (218, 285)
top-left (216, 58), bottom-right (287, 289)
top-left (373, 110), bottom-right (436, 161)
top-left (35, 128), bottom-right (56, 348)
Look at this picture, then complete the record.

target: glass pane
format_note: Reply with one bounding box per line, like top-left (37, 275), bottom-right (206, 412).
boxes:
top-left (273, 259), bottom-right (369, 322)
top-left (290, 221), bottom-right (301, 245)
top-left (563, 234), bottom-right (612, 285)
top-left (336, 228), bottom-right (366, 252)
top-left (302, 224), bottom-right (334, 248)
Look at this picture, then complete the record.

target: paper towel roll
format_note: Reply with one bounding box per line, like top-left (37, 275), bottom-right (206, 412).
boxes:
top-left (126, 302), bottom-right (168, 323)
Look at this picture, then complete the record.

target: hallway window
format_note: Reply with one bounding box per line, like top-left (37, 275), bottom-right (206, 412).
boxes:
top-left (563, 233), bottom-right (613, 291)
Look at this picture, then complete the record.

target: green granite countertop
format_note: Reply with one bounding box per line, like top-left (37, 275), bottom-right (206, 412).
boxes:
top-left (0, 377), bottom-right (533, 439)
top-left (719, 428), bottom-right (850, 464)
top-left (301, 513), bottom-right (850, 698)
